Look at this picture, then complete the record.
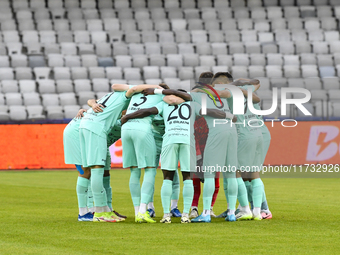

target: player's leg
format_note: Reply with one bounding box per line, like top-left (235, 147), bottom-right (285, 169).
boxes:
top-left (235, 138), bottom-right (257, 221)
top-left (87, 177), bottom-right (94, 213)
top-left (159, 144), bottom-right (179, 223)
top-left (170, 169), bottom-right (181, 217)
top-left (121, 129), bottom-right (141, 217)
top-left (64, 125), bottom-right (93, 220)
top-left (249, 136), bottom-right (265, 220)
top-left (76, 166), bottom-right (93, 221)
top-left (132, 131), bottom-right (157, 223)
top-left (103, 150), bottom-right (127, 219)
top-left (81, 129), bottom-right (121, 223)
top-left (147, 137), bottom-right (162, 217)
top-left (210, 173), bottom-right (220, 217)
top-left (160, 170), bottom-right (175, 223)
top-left (178, 144), bottom-right (195, 223)
top-left (192, 133), bottom-right (227, 223)
top-left (261, 136), bottom-right (272, 219)
top-left (190, 176), bottom-right (201, 218)
top-left (223, 132), bottom-right (238, 222)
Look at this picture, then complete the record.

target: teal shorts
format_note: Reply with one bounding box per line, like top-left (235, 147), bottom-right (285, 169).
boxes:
top-left (237, 136), bottom-right (263, 172)
top-left (161, 143), bottom-right (196, 172)
top-left (121, 129), bottom-right (157, 168)
top-left (202, 129), bottom-right (238, 178)
top-left (79, 128), bottom-right (107, 168)
top-left (104, 148), bottom-right (111, 170)
top-left (63, 123), bottom-right (82, 165)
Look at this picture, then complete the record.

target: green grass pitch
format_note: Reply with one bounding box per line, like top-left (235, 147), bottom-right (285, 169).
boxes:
top-left (0, 169), bottom-right (339, 255)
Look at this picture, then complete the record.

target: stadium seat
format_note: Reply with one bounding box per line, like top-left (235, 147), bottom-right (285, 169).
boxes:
top-left (283, 66), bottom-right (301, 78)
top-left (248, 66), bottom-right (265, 78)
top-left (16, 67), bottom-right (33, 80)
top-left (233, 54), bottom-right (249, 66)
top-left (322, 77), bottom-right (340, 90)
top-left (123, 68), bottom-right (141, 80)
top-left (231, 66), bottom-right (248, 78)
top-left (128, 44), bottom-right (144, 55)
top-left (64, 105), bottom-right (80, 118)
top-left (6, 93), bottom-right (23, 106)
top-left (23, 92), bottom-right (41, 106)
top-left (45, 105), bottom-right (63, 119)
top-left (250, 54), bottom-right (266, 66)
top-left (11, 55), bottom-right (29, 69)
top-left (74, 79), bottom-right (92, 93)
top-left (19, 80), bottom-right (36, 93)
top-left (150, 54), bottom-right (166, 66)
top-left (132, 55), bottom-right (148, 68)
top-left (89, 67), bottom-right (105, 79)
top-left (78, 44), bottom-right (95, 55)
top-left (0, 68), bottom-right (14, 80)
top-left (59, 92), bottom-right (77, 106)
top-left (78, 91), bottom-right (96, 105)
top-left (1, 80), bottom-right (19, 93)
top-left (304, 77), bottom-right (322, 90)
top-left (217, 55), bottom-right (233, 66)
top-left (319, 66), bottom-right (336, 78)
top-left (34, 67), bottom-right (51, 80)
top-left (54, 67), bottom-right (71, 80)
top-left (160, 67), bottom-right (177, 79)
top-left (301, 65), bottom-right (319, 77)
top-left (56, 80), bottom-right (74, 93)
top-left (265, 65), bottom-right (283, 78)
top-left (71, 67), bottom-right (88, 80)
top-left (9, 106), bottom-right (27, 120)
top-left (267, 54), bottom-right (283, 66)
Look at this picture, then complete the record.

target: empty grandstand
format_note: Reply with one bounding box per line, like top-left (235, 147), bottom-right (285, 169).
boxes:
top-left (0, 0), bottom-right (339, 122)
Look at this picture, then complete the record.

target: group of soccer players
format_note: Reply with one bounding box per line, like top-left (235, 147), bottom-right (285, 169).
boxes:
top-left (63, 71), bottom-right (272, 223)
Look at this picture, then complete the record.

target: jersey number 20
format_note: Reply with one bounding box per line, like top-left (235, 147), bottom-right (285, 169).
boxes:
top-left (167, 104), bottom-right (191, 121)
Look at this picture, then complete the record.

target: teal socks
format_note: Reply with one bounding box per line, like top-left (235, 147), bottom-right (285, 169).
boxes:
top-left (76, 176), bottom-right (89, 210)
top-left (91, 168), bottom-right (107, 208)
top-left (129, 168), bottom-right (141, 207)
top-left (161, 179), bottom-right (173, 214)
top-left (103, 176), bottom-right (112, 210)
top-left (202, 178), bottom-right (215, 210)
top-left (87, 177), bottom-right (94, 212)
top-left (183, 180), bottom-right (194, 214)
top-left (252, 178), bottom-right (264, 208)
top-left (226, 178), bottom-right (238, 210)
top-left (141, 167), bottom-right (156, 204)
top-left (171, 169), bottom-right (180, 201)
top-left (237, 177), bottom-right (249, 207)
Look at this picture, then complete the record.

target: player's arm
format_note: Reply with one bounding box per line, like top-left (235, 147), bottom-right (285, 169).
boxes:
top-left (75, 109), bottom-right (87, 119)
top-left (111, 84), bottom-right (129, 91)
top-left (87, 98), bottom-right (104, 112)
top-left (240, 88), bottom-right (261, 104)
top-left (121, 107), bottom-right (159, 125)
top-left (230, 78), bottom-right (261, 91)
top-left (192, 88), bottom-right (231, 98)
top-left (200, 109), bottom-right (237, 122)
top-left (142, 88), bottom-right (192, 101)
top-left (163, 95), bottom-right (185, 105)
top-left (125, 84), bottom-right (162, 98)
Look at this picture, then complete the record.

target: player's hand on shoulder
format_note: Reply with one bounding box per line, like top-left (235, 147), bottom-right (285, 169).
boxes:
top-left (232, 115), bottom-right (237, 123)
top-left (142, 88), bottom-right (155, 96)
top-left (75, 109), bottom-right (87, 119)
top-left (92, 103), bottom-right (104, 113)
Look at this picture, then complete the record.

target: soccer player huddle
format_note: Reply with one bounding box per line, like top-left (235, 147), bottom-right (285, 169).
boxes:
top-left (63, 71), bottom-right (272, 223)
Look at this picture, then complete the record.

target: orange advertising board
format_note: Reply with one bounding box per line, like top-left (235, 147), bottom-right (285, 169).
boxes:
top-left (0, 122), bottom-right (340, 169)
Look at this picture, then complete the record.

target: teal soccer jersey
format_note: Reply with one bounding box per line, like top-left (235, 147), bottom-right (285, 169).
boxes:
top-left (227, 85), bottom-right (262, 140)
top-left (122, 93), bottom-right (164, 168)
top-left (155, 99), bottom-right (200, 172)
top-left (123, 93), bottom-right (164, 132)
top-left (80, 90), bottom-right (131, 137)
top-left (155, 100), bottom-right (201, 148)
